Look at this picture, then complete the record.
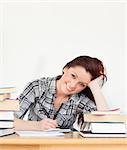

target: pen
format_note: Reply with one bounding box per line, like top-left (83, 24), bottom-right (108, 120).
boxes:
top-left (39, 106), bottom-right (50, 118)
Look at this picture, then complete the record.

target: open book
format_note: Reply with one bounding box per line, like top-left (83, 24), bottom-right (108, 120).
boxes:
top-left (16, 128), bottom-right (71, 137)
top-left (91, 108), bottom-right (120, 115)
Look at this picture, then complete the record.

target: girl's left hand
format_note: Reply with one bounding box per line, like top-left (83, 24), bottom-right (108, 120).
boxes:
top-left (88, 75), bottom-right (104, 89)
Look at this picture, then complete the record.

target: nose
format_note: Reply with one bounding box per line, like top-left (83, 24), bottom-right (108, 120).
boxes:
top-left (69, 81), bottom-right (77, 89)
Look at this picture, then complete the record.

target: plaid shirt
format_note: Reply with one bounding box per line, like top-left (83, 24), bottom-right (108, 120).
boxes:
top-left (14, 76), bottom-right (97, 129)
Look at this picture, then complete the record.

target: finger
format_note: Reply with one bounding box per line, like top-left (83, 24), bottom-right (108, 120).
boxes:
top-left (46, 119), bottom-right (58, 126)
top-left (53, 120), bottom-right (58, 127)
top-left (43, 119), bottom-right (57, 127)
top-left (97, 76), bottom-right (104, 87)
top-left (98, 75), bottom-right (103, 80)
top-left (45, 122), bottom-right (57, 128)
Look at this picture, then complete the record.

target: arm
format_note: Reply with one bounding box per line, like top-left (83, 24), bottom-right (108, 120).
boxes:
top-left (88, 76), bottom-right (109, 111)
top-left (14, 117), bottom-right (40, 131)
top-left (14, 117), bottom-right (58, 131)
top-left (14, 79), bottom-right (58, 131)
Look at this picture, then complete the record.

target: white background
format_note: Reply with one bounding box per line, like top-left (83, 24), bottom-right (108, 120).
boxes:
top-left (0, 0), bottom-right (127, 113)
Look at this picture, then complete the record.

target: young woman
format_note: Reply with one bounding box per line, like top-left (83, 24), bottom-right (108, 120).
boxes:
top-left (14, 56), bottom-right (109, 130)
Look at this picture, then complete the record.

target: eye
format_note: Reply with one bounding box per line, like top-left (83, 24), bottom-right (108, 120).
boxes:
top-left (79, 82), bottom-right (86, 88)
top-left (71, 74), bottom-right (76, 79)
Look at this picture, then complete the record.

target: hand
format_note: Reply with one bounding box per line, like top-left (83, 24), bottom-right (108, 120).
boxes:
top-left (88, 75), bottom-right (104, 89)
top-left (38, 118), bottom-right (58, 130)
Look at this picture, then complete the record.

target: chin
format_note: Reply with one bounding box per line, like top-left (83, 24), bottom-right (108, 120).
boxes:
top-left (62, 89), bottom-right (71, 95)
top-left (63, 91), bottom-right (71, 96)
top-left (65, 90), bottom-right (76, 95)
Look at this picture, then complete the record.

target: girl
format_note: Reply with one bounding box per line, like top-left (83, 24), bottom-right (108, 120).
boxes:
top-left (14, 56), bottom-right (108, 130)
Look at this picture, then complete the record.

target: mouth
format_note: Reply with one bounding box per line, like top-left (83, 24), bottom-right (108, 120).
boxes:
top-left (66, 84), bottom-right (74, 93)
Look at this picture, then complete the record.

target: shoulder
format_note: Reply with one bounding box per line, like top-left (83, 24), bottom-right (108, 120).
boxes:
top-left (25, 76), bottom-right (55, 86)
top-left (25, 76), bottom-right (56, 92)
top-left (19, 77), bottom-right (56, 99)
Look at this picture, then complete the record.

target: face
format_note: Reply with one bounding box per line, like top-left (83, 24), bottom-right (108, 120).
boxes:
top-left (57, 66), bottom-right (92, 96)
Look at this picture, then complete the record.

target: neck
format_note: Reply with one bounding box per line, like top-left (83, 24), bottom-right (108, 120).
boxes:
top-left (56, 79), bottom-right (68, 99)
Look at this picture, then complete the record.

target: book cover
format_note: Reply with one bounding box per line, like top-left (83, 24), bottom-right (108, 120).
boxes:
top-left (0, 128), bottom-right (14, 137)
top-left (0, 87), bottom-right (16, 94)
top-left (79, 131), bottom-right (126, 138)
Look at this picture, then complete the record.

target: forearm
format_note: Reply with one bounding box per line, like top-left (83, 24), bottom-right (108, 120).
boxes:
top-left (14, 117), bottom-right (40, 131)
top-left (89, 84), bottom-right (109, 111)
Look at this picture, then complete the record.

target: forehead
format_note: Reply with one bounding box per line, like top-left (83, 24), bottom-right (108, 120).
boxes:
top-left (67, 66), bottom-right (92, 83)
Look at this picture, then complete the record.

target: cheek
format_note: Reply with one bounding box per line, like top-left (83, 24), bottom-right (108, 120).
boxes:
top-left (62, 74), bottom-right (71, 82)
top-left (75, 86), bottom-right (85, 92)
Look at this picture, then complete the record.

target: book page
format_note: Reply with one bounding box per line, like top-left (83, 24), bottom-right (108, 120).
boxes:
top-left (16, 130), bottom-right (65, 137)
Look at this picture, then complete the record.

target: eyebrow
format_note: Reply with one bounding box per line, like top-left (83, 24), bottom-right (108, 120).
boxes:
top-left (72, 71), bottom-right (88, 85)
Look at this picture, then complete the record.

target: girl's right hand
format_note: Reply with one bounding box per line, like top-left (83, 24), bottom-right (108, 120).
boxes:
top-left (38, 118), bottom-right (58, 130)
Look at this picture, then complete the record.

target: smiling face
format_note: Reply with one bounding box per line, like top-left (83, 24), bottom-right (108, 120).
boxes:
top-left (57, 66), bottom-right (92, 96)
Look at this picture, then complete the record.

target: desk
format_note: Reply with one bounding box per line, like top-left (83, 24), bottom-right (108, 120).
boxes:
top-left (0, 132), bottom-right (127, 150)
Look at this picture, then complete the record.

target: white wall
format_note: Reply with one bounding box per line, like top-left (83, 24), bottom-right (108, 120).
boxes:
top-left (125, 2), bottom-right (127, 114)
top-left (0, 1), bottom-right (126, 113)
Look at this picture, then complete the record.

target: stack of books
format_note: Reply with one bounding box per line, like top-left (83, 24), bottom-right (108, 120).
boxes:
top-left (79, 109), bottom-right (127, 138)
top-left (0, 87), bottom-right (19, 136)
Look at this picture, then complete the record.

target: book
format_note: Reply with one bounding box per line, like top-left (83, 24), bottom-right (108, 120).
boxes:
top-left (0, 93), bottom-right (11, 101)
top-left (0, 111), bottom-right (14, 120)
top-left (79, 131), bottom-right (126, 138)
top-left (0, 99), bottom-right (19, 111)
top-left (83, 114), bottom-right (127, 122)
top-left (81, 111), bottom-right (127, 138)
top-left (0, 86), bottom-right (18, 137)
top-left (90, 122), bottom-right (126, 133)
top-left (0, 121), bottom-right (14, 128)
top-left (16, 130), bottom-right (65, 137)
top-left (0, 128), bottom-right (14, 137)
top-left (0, 87), bottom-right (16, 94)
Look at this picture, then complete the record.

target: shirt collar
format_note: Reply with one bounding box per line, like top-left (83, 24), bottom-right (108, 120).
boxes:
top-left (48, 76), bottom-right (58, 95)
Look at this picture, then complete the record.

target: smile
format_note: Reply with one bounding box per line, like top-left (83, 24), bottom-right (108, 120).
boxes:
top-left (66, 85), bottom-right (74, 92)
